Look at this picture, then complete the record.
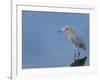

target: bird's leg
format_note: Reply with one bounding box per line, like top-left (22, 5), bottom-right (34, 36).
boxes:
top-left (77, 49), bottom-right (80, 59)
top-left (74, 52), bottom-right (77, 60)
top-left (73, 47), bottom-right (77, 61)
top-left (77, 51), bottom-right (80, 59)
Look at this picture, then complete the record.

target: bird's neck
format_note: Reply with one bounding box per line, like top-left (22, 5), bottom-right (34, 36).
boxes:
top-left (65, 30), bottom-right (72, 34)
top-left (64, 31), bottom-right (72, 39)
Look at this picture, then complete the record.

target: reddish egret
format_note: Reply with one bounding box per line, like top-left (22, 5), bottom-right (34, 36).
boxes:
top-left (58, 24), bottom-right (86, 60)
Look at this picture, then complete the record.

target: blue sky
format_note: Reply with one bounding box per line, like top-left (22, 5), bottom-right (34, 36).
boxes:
top-left (22, 11), bottom-right (89, 69)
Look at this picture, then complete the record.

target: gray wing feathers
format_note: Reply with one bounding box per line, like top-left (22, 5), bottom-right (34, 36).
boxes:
top-left (71, 32), bottom-right (86, 50)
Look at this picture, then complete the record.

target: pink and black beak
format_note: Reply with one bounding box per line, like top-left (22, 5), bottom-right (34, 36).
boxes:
top-left (58, 26), bottom-right (67, 33)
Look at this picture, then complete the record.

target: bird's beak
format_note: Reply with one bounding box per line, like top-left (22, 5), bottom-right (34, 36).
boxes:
top-left (58, 26), bottom-right (67, 33)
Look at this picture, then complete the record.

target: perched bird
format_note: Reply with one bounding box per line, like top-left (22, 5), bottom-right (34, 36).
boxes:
top-left (58, 24), bottom-right (86, 60)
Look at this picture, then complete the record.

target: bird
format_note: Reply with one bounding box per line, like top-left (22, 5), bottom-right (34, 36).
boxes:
top-left (58, 24), bottom-right (86, 60)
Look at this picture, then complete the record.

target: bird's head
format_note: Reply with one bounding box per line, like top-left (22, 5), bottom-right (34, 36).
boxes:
top-left (58, 24), bottom-right (72, 33)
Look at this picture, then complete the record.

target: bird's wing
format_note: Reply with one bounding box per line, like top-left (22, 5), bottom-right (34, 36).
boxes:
top-left (71, 32), bottom-right (86, 50)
